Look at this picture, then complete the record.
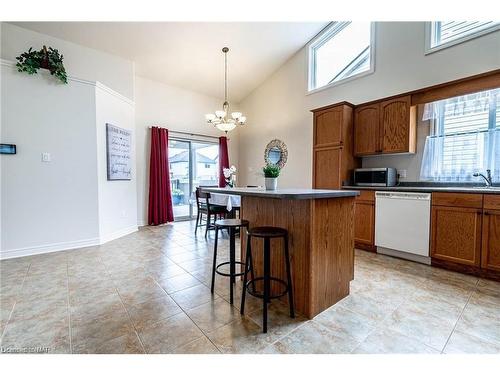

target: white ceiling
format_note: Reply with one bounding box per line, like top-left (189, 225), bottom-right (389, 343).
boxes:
top-left (13, 22), bottom-right (328, 101)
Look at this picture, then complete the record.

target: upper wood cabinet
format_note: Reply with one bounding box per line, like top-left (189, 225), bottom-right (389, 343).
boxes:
top-left (354, 95), bottom-right (416, 156)
top-left (354, 104), bottom-right (380, 155)
top-left (314, 107), bottom-right (344, 148)
top-left (380, 96), bottom-right (416, 154)
top-left (312, 103), bottom-right (359, 189)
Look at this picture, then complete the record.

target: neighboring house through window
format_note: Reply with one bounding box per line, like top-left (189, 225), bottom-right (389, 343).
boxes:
top-left (308, 22), bottom-right (374, 92)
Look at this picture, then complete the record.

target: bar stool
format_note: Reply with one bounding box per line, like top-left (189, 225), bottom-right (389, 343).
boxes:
top-left (211, 218), bottom-right (250, 305)
top-left (240, 226), bottom-right (294, 333)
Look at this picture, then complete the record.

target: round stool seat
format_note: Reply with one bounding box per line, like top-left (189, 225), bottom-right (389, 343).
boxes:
top-left (248, 226), bottom-right (287, 238)
top-left (215, 219), bottom-right (249, 228)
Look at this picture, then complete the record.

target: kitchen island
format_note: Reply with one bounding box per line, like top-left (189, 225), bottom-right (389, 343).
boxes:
top-left (201, 187), bottom-right (359, 318)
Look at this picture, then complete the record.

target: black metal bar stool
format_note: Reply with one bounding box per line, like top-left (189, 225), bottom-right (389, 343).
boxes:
top-left (211, 218), bottom-right (250, 305)
top-left (240, 226), bottom-right (294, 333)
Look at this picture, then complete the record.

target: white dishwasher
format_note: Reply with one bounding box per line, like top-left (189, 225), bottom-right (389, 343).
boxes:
top-left (375, 191), bottom-right (431, 264)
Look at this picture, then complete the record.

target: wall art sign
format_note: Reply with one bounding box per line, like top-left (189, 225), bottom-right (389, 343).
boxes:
top-left (106, 123), bottom-right (131, 180)
top-left (0, 144), bottom-right (16, 154)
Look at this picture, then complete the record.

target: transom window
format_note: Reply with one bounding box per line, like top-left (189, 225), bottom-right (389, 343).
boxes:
top-left (308, 22), bottom-right (374, 92)
top-left (420, 88), bottom-right (500, 182)
top-left (426, 21), bottom-right (500, 53)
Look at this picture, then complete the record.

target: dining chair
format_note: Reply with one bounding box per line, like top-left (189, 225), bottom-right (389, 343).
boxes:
top-left (195, 187), bottom-right (227, 237)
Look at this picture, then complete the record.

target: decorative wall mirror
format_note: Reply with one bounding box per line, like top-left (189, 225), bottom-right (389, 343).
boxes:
top-left (264, 139), bottom-right (288, 169)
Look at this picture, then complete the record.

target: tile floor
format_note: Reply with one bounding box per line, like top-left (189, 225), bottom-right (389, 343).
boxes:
top-left (1, 220), bottom-right (499, 354)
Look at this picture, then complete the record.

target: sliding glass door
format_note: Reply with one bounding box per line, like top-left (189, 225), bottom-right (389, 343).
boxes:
top-left (168, 138), bottom-right (219, 220)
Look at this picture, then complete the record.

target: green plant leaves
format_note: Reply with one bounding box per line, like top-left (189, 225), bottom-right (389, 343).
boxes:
top-left (262, 164), bottom-right (280, 178)
top-left (15, 45), bottom-right (68, 84)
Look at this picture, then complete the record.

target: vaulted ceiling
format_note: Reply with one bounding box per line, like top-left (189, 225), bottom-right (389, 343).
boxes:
top-left (13, 22), bottom-right (328, 101)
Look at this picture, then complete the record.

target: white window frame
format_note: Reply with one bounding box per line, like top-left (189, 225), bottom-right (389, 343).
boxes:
top-left (425, 21), bottom-right (500, 55)
top-left (307, 22), bottom-right (376, 95)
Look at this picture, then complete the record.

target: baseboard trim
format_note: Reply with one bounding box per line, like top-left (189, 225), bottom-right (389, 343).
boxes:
top-left (0, 237), bottom-right (100, 260)
top-left (99, 225), bottom-right (138, 244)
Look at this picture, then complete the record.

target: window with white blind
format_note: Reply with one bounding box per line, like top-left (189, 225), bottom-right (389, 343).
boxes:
top-left (308, 22), bottom-right (374, 92)
top-left (420, 88), bottom-right (500, 182)
top-left (426, 21), bottom-right (500, 53)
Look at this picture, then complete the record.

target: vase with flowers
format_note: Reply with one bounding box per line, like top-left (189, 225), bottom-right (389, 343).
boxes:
top-left (223, 165), bottom-right (237, 187)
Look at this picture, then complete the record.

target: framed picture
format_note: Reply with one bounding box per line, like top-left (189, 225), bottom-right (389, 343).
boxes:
top-left (106, 123), bottom-right (132, 180)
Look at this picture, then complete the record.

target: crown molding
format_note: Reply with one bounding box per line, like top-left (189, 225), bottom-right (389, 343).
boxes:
top-left (1, 58), bottom-right (134, 106)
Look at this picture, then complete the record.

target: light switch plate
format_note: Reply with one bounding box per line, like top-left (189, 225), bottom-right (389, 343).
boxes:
top-left (41, 152), bottom-right (51, 162)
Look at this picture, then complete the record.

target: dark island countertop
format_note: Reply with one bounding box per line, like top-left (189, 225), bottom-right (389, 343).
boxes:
top-left (342, 185), bottom-right (500, 195)
top-left (201, 187), bottom-right (360, 199)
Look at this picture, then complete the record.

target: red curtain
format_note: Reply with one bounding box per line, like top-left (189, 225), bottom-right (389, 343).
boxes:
top-left (218, 136), bottom-right (230, 187)
top-left (148, 127), bottom-right (174, 225)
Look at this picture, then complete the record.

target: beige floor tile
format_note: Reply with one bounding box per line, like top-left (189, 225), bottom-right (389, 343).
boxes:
top-left (398, 292), bottom-right (464, 325)
top-left (313, 304), bottom-right (377, 342)
top-left (70, 293), bottom-right (126, 327)
top-left (115, 277), bottom-right (168, 305)
top-left (444, 330), bottom-right (500, 354)
top-left (269, 321), bottom-right (359, 354)
top-left (186, 298), bottom-right (241, 333)
top-left (156, 273), bottom-right (201, 294)
top-left (455, 304), bottom-right (500, 346)
top-left (206, 316), bottom-right (270, 354)
top-left (335, 293), bottom-right (398, 323)
top-left (74, 332), bottom-right (145, 354)
top-left (170, 284), bottom-right (219, 310)
top-left (171, 335), bottom-right (220, 354)
top-left (126, 294), bottom-right (182, 332)
top-left (138, 313), bottom-right (204, 353)
top-left (353, 327), bottom-right (439, 354)
top-left (384, 303), bottom-right (456, 351)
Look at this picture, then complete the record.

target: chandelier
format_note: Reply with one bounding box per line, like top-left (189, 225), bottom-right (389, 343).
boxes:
top-left (205, 47), bottom-right (246, 133)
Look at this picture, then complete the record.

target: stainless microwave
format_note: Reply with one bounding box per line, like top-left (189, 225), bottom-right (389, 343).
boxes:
top-left (353, 168), bottom-right (397, 187)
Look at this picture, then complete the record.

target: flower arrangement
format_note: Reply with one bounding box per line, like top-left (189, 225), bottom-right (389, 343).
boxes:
top-left (223, 165), bottom-right (237, 187)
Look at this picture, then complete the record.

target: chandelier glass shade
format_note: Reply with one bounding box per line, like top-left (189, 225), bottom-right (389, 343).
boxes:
top-left (205, 47), bottom-right (246, 133)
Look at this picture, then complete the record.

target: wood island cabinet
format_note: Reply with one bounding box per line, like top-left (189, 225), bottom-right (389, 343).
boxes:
top-left (354, 95), bottom-right (416, 156)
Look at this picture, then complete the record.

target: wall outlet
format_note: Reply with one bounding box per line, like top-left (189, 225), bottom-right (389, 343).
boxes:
top-left (398, 169), bottom-right (407, 179)
top-left (41, 152), bottom-right (51, 162)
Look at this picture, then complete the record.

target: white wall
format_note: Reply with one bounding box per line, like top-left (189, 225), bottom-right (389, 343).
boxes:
top-left (1, 23), bottom-right (135, 100)
top-left (95, 85), bottom-right (137, 242)
top-left (1, 63), bottom-right (100, 258)
top-left (1, 23), bottom-right (138, 258)
top-left (135, 76), bottom-right (240, 225)
top-left (238, 22), bottom-right (500, 187)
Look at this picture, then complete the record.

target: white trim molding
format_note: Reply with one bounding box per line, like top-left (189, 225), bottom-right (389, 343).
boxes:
top-left (1, 59), bottom-right (134, 106)
top-left (99, 225), bottom-right (138, 245)
top-left (0, 237), bottom-right (100, 260)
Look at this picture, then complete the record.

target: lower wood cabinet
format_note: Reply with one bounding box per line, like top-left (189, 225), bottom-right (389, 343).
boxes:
top-left (313, 147), bottom-right (341, 189)
top-left (430, 205), bottom-right (482, 266)
top-left (354, 191), bottom-right (375, 251)
top-left (481, 209), bottom-right (500, 272)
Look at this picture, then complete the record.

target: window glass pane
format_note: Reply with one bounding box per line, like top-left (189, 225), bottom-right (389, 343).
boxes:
top-left (312, 22), bottom-right (372, 89)
top-left (431, 21), bottom-right (499, 48)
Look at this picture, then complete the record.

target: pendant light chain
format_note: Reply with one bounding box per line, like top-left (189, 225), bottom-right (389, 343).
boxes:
top-left (224, 49), bottom-right (228, 102)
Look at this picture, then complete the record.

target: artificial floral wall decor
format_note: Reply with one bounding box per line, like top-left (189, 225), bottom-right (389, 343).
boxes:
top-left (16, 45), bottom-right (68, 84)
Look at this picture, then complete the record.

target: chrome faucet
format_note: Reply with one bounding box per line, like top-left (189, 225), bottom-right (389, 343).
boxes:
top-left (473, 169), bottom-right (493, 187)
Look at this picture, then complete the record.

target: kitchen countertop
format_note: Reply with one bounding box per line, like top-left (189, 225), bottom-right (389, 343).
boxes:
top-left (342, 185), bottom-right (500, 194)
top-left (201, 187), bottom-right (360, 199)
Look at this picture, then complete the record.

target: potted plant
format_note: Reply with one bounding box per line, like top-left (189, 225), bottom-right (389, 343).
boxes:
top-left (16, 45), bottom-right (68, 84)
top-left (263, 164), bottom-right (280, 190)
top-left (171, 188), bottom-right (184, 205)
